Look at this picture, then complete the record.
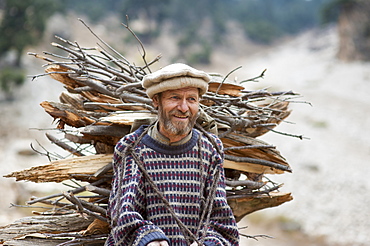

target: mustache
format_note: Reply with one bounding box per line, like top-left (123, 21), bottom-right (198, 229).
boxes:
top-left (169, 109), bottom-right (191, 117)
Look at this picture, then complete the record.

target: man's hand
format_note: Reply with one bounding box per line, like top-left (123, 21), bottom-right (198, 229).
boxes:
top-left (147, 240), bottom-right (169, 246)
top-left (190, 242), bottom-right (204, 246)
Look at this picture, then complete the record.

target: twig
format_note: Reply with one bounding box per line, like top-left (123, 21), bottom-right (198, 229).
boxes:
top-left (225, 180), bottom-right (265, 189)
top-left (224, 154), bottom-right (292, 172)
top-left (215, 66), bottom-right (242, 95)
top-left (122, 15), bottom-right (151, 74)
top-left (239, 233), bottom-right (274, 241)
top-left (56, 236), bottom-right (107, 246)
top-left (27, 178), bottom-right (109, 205)
top-left (268, 128), bottom-right (309, 140)
top-left (224, 144), bottom-right (275, 151)
top-left (78, 18), bottom-right (132, 71)
top-left (85, 185), bottom-right (111, 197)
top-left (63, 191), bottom-right (107, 221)
top-left (240, 69), bottom-right (267, 83)
top-left (46, 133), bottom-right (85, 157)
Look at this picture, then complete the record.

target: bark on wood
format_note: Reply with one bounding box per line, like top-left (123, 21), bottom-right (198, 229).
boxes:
top-left (3, 238), bottom-right (69, 246)
top-left (59, 92), bottom-right (86, 111)
top-left (225, 180), bottom-right (265, 190)
top-left (221, 133), bottom-right (290, 174)
top-left (40, 101), bottom-right (105, 129)
top-left (45, 65), bottom-right (84, 89)
top-left (99, 112), bottom-right (157, 126)
top-left (4, 154), bottom-right (113, 183)
top-left (0, 214), bottom-right (94, 243)
top-left (228, 192), bottom-right (293, 222)
top-left (224, 159), bottom-right (285, 174)
top-left (46, 133), bottom-right (85, 157)
top-left (81, 125), bottom-right (131, 138)
top-left (82, 219), bottom-right (110, 236)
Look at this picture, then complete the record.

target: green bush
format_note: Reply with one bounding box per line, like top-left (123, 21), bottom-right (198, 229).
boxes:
top-left (243, 21), bottom-right (281, 44)
top-left (0, 67), bottom-right (25, 92)
top-left (187, 44), bottom-right (212, 65)
top-left (320, 0), bottom-right (355, 24)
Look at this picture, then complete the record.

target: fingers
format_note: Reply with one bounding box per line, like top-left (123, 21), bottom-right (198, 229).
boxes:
top-left (146, 240), bottom-right (169, 246)
top-left (190, 242), bottom-right (203, 246)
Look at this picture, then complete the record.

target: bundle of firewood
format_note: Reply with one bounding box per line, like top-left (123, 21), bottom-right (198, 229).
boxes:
top-left (2, 20), bottom-right (301, 245)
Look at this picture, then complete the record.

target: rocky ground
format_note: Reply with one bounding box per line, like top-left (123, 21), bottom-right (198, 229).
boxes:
top-left (1, 15), bottom-right (369, 245)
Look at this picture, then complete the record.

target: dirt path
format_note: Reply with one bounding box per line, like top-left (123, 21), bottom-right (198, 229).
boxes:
top-left (213, 26), bottom-right (370, 246)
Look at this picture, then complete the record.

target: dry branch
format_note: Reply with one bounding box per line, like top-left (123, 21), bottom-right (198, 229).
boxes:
top-left (228, 192), bottom-right (293, 222)
top-left (5, 154), bottom-right (113, 183)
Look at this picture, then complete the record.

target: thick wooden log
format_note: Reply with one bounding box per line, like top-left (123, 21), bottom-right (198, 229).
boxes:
top-left (81, 124), bottom-right (131, 146)
top-left (81, 125), bottom-right (130, 138)
top-left (208, 74), bottom-right (245, 97)
top-left (227, 192), bottom-right (293, 222)
top-left (3, 238), bottom-right (67, 246)
top-left (244, 101), bottom-right (291, 138)
top-left (225, 155), bottom-right (291, 173)
top-left (4, 154), bottom-right (113, 183)
top-left (0, 214), bottom-right (94, 244)
top-left (222, 132), bottom-right (289, 166)
top-left (59, 91), bottom-right (86, 111)
top-left (45, 65), bottom-right (84, 90)
top-left (64, 133), bottom-right (92, 144)
top-left (99, 112), bottom-right (157, 126)
top-left (224, 159), bottom-right (285, 174)
top-left (221, 133), bottom-right (290, 174)
top-left (82, 219), bottom-right (110, 236)
top-left (40, 101), bottom-right (109, 128)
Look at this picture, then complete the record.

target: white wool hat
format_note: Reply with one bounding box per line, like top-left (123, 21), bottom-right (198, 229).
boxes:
top-left (142, 63), bottom-right (210, 98)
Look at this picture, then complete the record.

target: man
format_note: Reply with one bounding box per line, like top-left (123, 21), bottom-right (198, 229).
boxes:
top-left (105, 63), bottom-right (239, 246)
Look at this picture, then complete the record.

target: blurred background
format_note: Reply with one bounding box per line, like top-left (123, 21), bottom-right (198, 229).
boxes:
top-left (0, 0), bottom-right (369, 245)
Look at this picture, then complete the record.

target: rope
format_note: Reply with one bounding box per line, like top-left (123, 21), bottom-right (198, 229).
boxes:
top-left (194, 123), bottom-right (223, 244)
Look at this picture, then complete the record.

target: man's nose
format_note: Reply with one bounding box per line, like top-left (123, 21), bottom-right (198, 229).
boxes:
top-left (177, 99), bottom-right (189, 112)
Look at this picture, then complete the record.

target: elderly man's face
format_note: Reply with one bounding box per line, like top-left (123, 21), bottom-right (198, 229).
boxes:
top-left (153, 87), bottom-right (200, 137)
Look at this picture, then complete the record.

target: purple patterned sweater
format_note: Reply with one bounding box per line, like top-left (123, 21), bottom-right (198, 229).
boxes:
top-left (105, 126), bottom-right (239, 246)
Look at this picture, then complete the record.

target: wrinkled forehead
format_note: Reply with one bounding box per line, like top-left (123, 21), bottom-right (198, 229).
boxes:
top-left (163, 86), bottom-right (200, 95)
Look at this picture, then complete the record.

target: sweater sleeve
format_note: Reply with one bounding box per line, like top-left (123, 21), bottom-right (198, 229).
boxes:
top-left (106, 137), bottom-right (169, 246)
top-left (202, 136), bottom-right (240, 246)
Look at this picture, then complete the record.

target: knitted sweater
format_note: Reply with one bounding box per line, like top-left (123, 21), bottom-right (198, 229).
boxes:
top-left (105, 126), bottom-right (239, 246)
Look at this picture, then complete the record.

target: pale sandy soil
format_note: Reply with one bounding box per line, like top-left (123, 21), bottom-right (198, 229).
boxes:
top-left (219, 26), bottom-right (370, 246)
top-left (1, 15), bottom-right (369, 246)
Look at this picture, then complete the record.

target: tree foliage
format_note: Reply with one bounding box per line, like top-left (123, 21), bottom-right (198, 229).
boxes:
top-left (320, 0), bottom-right (355, 23)
top-left (65, 0), bottom-right (330, 46)
top-left (0, 0), bottom-right (62, 67)
top-left (0, 66), bottom-right (25, 100)
top-left (0, 0), bottom-right (62, 95)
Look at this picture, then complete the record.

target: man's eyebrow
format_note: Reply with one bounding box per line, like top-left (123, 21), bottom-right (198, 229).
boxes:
top-left (166, 92), bottom-right (180, 97)
top-left (166, 91), bottom-right (199, 98)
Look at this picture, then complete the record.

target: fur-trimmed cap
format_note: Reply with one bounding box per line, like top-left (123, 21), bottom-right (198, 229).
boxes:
top-left (142, 63), bottom-right (210, 98)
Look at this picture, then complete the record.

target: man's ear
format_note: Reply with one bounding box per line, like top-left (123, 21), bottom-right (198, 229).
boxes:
top-left (152, 94), bottom-right (159, 108)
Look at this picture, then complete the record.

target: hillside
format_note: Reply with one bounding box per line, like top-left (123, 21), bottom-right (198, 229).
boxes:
top-left (1, 14), bottom-right (369, 245)
top-left (232, 26), bottom-right (370, 246)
